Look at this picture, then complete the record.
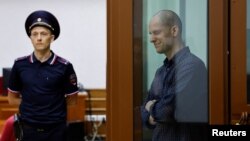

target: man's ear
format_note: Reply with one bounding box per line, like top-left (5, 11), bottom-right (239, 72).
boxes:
top-left (50, 35), bottom-right (55, 43)
top-left (171, 25), bottom-right (179, 37)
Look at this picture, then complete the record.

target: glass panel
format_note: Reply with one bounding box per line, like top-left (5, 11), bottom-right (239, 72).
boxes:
top-left (141, 0), bottom-right (208, 140)
top-left (247, 0), bottom-right (250, 103)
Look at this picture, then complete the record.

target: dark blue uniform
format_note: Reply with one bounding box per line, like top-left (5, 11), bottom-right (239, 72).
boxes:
top-left (8, 51), bottom-right (78, 141)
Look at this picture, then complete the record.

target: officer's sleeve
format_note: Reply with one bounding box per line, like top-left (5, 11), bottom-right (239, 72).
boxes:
top-left (8, 62), bottom-right (22, 94)
top-left (64, 63), bottom-right (79, 96)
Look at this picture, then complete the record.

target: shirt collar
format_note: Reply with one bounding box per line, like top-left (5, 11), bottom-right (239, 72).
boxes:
top-left (29, 51), bottom-right (57, 65)
top-left (164, 47), bottom-right (190, 67)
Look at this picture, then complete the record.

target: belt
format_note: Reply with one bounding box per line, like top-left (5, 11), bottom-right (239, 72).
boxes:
top-left (22, 122), bottom-right (63, 132)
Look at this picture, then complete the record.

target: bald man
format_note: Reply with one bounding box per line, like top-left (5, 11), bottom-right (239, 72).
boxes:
top-left (141, 10), bottom-right (208, 141)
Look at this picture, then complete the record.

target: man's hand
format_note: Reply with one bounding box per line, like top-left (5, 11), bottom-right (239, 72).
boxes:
top-left (145, 100), bottom-right (157, 125)
top-left (149, 115), bottom-right (157, 125)
top-left (145, 100), bottom-right (156, 112)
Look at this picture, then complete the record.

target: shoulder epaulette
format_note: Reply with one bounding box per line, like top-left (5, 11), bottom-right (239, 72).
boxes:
top-left (15, 55), bottom-right (29, 62)
top-left (56, 56), bottom-right (70, 65)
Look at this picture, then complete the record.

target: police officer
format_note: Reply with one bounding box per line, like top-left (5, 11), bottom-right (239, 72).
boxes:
top-left (8, 10), bottom-right (79, 141)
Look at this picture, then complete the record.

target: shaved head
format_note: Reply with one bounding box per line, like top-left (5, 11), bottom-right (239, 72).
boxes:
top-left (152, 10), bottom-right (182, 34)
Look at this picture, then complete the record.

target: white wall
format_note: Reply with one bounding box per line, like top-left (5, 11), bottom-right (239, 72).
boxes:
top-left (0, 0), bottom-right (107, 89)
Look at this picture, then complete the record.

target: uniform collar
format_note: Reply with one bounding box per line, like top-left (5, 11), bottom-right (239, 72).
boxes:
top-left (29, 51), bottom-right (57, 65)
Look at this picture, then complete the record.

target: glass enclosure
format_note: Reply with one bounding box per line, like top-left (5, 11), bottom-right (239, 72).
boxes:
top-left (139, 0), bottom-right (208, 140)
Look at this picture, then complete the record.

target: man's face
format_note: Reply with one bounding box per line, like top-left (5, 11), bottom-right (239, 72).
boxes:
top-left (149, 17), bottom-right (174, 54)
top-left (30, 26), bottom-right (54, 52)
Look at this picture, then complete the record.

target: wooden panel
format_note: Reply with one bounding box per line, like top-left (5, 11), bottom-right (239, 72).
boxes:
top-left (86, 98), bottom-right (106, 108)
top-left (0, 96), bottom-right (18, 134)
top-left (133, 0), bottom-right (143, 140)
top-left (230, 0), bottom-right (247, 123)
top-left (0, 107), bottom-right (18, 119)
top-left (87, 89), bottom-right (106, 98)
top-left (107, 0), bottom-right (133, 140)
top-left (86, 108), bottom-right (106, 115)
top-left (85, 89), bottom-right (106, 115)
top-left (0, 96), bottom-right (8, 104)
top-left (0, 96), bottom-right (19, 120)
top-left (67, 93), bottom-right (87, 122)
top-left (84, 89), bottom-right (107, 138)
top-left (209, 0), bottom-right (229, 124)
top-left (85, 89), bottom-right (106, 110)
top-left (0, 120), bottom-right (5, 133)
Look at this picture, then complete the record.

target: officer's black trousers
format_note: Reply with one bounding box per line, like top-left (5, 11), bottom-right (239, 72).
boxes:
top-left (22, 122), bottom-right (67, 141)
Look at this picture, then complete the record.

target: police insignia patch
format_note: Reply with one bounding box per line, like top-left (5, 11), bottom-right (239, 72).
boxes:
top-left (69, 74), bottom-right (77, 85)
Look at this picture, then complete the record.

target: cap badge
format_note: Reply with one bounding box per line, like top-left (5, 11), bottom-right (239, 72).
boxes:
top-left (37, 18), bottom-right (42, 22)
